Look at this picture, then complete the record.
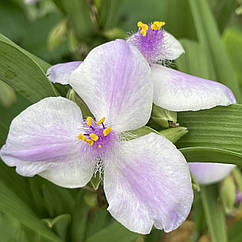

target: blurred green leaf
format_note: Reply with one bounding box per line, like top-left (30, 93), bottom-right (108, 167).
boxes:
top-left (60, 0), bottom-right (95, 41)
top-left (228, 218), bottom-right (242, 242)
top-left (209, 0), bottom-right (238, 33)
top-left (189, 0), bottom-right (242, 101)
top-left (160, 127), bottom-right (188, 144)
top-left (70, 190), bottom-right (90, 242)
top-left (223, 27), bottom-right (242, 95)
top-left (0, 37), bottom-right (58, 103)
top-left (177, 104), bottom-right (242, 165)
top-left (200, 185), bottom-right (227, 242)
top-left (0, 175), bottom-right (62, 242)
top-left (43, 214), bottom-right (71, 241)
top-left (85, 222), bottom-right (139, 242)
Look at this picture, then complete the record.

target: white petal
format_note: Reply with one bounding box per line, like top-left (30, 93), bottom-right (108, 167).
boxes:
top-left (47, 61), bottom-right (82, 84)
top-left (0, 97), bottom-right (94, 188)
top-left (162, 31), bottom-right (185, 60)
top-left (103, 133), bottom-right (193, 234)
top-left (69, 39), bottom-right (153, 132)
top-left (151, 64), bottom-right (236, 111)
top-left (189, 162), bottom-right (235, 185)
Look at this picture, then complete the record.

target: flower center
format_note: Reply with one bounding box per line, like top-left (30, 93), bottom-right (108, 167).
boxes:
top-left (78, 117), bottom-right (115, 151)
top-left (127, 20), bottom-right (166, 63)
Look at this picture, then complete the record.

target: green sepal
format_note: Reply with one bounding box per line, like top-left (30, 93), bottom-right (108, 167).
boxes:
top-left (90, 175), bottom-right (102, 191)
top-left (122, 126), bottom-right (159, 141)
top-left (67, 89), bottom-right (92, 118)
top-left (150, 104), bottom-right (177, 128)
top-left (190, 171), bottom-right (200, 192)
top-left (159, 127), bottom-right (188, 143)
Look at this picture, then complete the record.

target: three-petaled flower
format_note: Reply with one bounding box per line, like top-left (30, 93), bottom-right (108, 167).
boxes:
top-left (0, 40), bottom-right (194, 234)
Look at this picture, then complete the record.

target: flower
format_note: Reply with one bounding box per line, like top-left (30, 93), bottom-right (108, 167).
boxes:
top-left (128, 21), bottom-right (236, 185)
top-left (0, 40), bottom-right (193, 234)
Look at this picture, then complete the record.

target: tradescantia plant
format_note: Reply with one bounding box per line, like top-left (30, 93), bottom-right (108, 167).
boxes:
top-left (0, 19), bottom-right (239, 236)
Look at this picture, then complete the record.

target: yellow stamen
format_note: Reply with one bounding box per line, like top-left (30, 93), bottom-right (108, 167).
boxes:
top-left (98, 117), bottom-right (106, 124)
top-left (98, 144), bottom-right (102, 148)
top-left (151, 21), bottom-right (166, 30)
top-left (86, 117), bottom-right (93, 126)
top-left (140, 29), bottom-right (147, 37)
top-left (90, 133), bottom-right (99, 141)
top-left (137, 21), bottom-right (144, 28)
top-left (86, 139), bottom-right (94, 146)
top-left (78, 133), bottom-right (86, 141)
top-left (103, 127), bottom-right (112, 136)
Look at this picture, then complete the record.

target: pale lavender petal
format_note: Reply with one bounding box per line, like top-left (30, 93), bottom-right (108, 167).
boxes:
top-left (0, 97), bottom-right (95, 188)
top-left (47, 61), bottom-right (82, 84)
top-left (104, 133), bottom-right (193, 234)
top-left (127, 29), bottom-right (184, 63)
top-left (151, 64), bottom-right (236, 111)
top-left (189, 162), bottom-right (235, 185)
top-left (69, 39), bottom-right (153, 132)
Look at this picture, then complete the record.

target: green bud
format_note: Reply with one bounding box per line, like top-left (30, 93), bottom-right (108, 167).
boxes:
top-left (67, 89), bottom-right (92, 118)
top-left (0, 80), bottom-right (16, 107)
top-left (48, 19), bottom-right (68, 51)
top-left (104, 28), bottom-right (128, 40)
top-left (220, 175), bottom-right (236, 213)
top-left (151, 104), bottom-right (178, 128)
top-left (159, 127), bottom-right (188, 143)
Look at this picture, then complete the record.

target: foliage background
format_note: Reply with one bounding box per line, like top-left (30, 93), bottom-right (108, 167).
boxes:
top-left (0, 0), bottom-right (242, 241)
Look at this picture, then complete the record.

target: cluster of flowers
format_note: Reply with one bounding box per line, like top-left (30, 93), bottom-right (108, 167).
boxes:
top-left (0, 21), bottom-right (236, 234)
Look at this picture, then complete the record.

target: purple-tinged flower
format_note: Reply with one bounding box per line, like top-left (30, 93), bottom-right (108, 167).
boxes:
top-left (127, 21), bottom-right (236, 112)
top-left (128, 21), bottom-right (236, 185)
top-left (0, 40), bottom-right (193, 234)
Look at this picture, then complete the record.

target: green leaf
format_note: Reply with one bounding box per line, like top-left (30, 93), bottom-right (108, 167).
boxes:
top-left (43, 214), bottom-right (71, 241)
top-left (0, 177), bottom-right (62, 242)
top-left (0, 36), bottom-right (58, 103)
top-left (159, 127), bottom-right (188, 143)
top-left (85, 222), bottom-right (139, 242)
top-left (177, 104), bottom-right (242, 165)
top-left (228, 219), bottom-right (242, 242)
top-left (223, 27), bottom-right (242, 95)
top-left (200, 185), bottom-right (227, 242)
top-left (189, 0), bottom-right (241, 101)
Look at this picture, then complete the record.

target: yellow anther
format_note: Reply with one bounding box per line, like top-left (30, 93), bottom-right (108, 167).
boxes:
top-left (137, 21), bottom-right (144, 28)
top-left (151, 21), bottom-right (166, 30)
top-left (90, 133), bottom-right (99, 141)
top-left (78, 134), bottom-right (86, 141)
top-left (86, 117), bottom-right (93, 126)
top-left (98, 144), bottom-right (102, 148)
top-left (142, 24), bottom-right (149, 31)
top-left (103, 127), bottom-right (112, 136)
top-left (86, 139), bottom-right (94, 146)
top-left (140, 29), bottom-right (147, 37)
top-left (98, 117), bottom-right (106, 124)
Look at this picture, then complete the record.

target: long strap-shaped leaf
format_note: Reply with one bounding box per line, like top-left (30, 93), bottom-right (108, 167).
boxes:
top-left (189, 0), bottom-right (242, 101)
top-left (0, 34), bottom-right (58, 103)
top-left (200, 185), bottom-right (227, 242)
top-left (177, 104), bottom-right (242, 165)
top-left (0, 180), bottom-right (62, 242)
